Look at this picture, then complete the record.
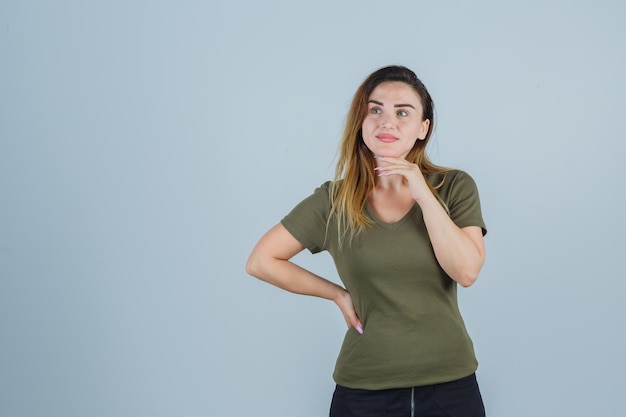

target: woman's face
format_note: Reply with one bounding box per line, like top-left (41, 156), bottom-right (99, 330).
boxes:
top-left (361, 81), bottom-right (430, 159)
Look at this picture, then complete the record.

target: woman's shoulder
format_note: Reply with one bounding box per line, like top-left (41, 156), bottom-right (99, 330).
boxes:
top-left (296, 180), bottom-right (338, 208)
top-left (314, 179), bottom-right (345, 198)
top-left (318, 180), bottom-right (335, 189)
top-left (309, 180), bottom-right (334, 198)
top-left (427, 169), bottom-right (481, 201)
top-left (427, 168), bottom-right (476, 184)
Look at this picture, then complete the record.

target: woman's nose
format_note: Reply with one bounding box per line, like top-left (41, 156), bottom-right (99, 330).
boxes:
top-left (381, 114), bottom-right (395, 128)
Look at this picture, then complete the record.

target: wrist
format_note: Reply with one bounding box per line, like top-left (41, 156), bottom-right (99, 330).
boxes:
top-left (330, 286), bottom-right (349, 304)
top-left (414, 189), bottom-right (438, 206)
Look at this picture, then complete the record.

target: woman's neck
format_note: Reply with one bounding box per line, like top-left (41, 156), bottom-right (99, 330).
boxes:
top-left (375, 175), bottom-right (405, 191)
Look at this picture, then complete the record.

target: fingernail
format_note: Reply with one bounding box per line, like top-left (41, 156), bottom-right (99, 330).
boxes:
top-left (356, 325), bottom-right (363, 334)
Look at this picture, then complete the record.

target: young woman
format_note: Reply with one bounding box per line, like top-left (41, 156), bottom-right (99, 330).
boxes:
top-left (246, 65), bottom-right (487, 417)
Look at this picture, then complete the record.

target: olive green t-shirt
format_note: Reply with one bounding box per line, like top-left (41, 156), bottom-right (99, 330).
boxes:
top-left (281, 170), bottom-right (487, 390)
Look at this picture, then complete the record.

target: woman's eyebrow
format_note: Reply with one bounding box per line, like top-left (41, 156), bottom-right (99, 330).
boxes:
top-left (368, 100), bottom-right (415, 109)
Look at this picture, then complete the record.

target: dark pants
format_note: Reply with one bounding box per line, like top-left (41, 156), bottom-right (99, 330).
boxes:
top-left (329, 373), bottom-right (485, 417)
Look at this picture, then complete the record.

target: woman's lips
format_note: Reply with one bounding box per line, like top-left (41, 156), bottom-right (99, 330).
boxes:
top-left (376, 134), bottom-right (398, 143)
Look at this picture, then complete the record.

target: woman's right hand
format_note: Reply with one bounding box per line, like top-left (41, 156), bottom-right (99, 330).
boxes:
top-left (333, 289), bottom-right (363, 334)
top-left (247, 224), bottom-right (363, 335)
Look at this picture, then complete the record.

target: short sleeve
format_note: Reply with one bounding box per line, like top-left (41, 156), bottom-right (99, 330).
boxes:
top-left (280, 181), bottom-right (333, 253)
top-left (443, 171), bottom-right (487, 236)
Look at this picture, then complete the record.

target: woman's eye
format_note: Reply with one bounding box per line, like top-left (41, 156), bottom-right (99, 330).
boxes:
top-left (397, 110), bottom-right (408, 117)
top-left (370, 107), bottom-right (381, 114)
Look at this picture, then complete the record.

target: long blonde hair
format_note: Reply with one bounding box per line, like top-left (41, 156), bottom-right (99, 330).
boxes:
top-left (329, 65), bottom-right (450, 243)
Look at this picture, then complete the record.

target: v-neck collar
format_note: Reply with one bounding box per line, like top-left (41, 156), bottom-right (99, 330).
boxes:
top-left (365, 201), bottom-right (419, 230)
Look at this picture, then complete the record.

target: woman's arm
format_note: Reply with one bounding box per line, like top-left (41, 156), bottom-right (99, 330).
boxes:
top-left (374, 157), bottom-right (485, 287)
top-left (246, 223), bottom-right (363, 333)
top-left (417, 196), bottom-right (485, 287)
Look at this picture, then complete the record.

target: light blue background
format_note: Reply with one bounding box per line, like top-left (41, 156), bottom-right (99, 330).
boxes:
top-left (1, 1), bottom-right (625, 416)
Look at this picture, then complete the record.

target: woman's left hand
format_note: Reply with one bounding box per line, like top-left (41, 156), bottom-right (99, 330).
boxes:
top-left (375, 156), bottom-right (485, 287)
top-left (374, 156), bottom-right (432, 202)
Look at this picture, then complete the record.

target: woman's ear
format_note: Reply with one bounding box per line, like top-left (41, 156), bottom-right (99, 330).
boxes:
top-left (417, 119), bottom-right (430, 140)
